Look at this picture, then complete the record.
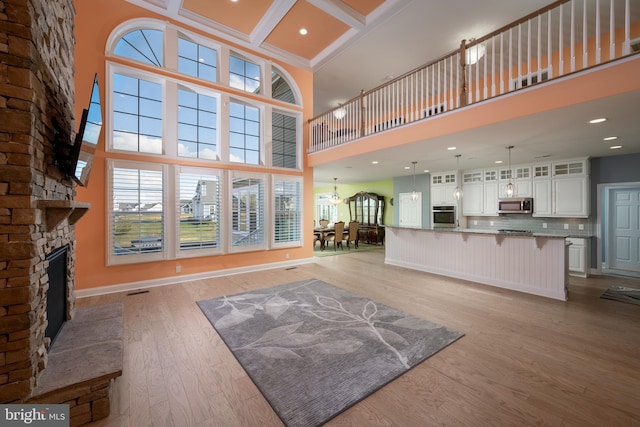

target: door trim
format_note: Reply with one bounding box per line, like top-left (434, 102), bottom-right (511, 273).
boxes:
top-left (597, 181), bottom-right (640, 277)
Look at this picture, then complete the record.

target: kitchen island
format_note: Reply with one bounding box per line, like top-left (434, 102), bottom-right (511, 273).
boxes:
top-left (385, 226), bottom-right (568, 300)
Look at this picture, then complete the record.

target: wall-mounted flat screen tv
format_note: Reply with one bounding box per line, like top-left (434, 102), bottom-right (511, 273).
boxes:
top-left (69, 73), bottom-right (102, 186)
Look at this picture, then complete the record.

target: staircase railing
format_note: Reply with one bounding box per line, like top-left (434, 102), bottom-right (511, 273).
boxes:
top-left (308, 0), bottom-right (639, 153)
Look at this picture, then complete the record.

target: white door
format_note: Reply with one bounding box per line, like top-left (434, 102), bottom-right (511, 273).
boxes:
top-left (609, 188), bottom-right (640, 273)
top-left (399, 192), bottom-right (421, 228)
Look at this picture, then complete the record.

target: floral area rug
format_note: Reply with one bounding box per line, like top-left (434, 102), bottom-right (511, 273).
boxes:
top-left (197, 278), bottom-right (463, 427)
top-left (601, 285), bottom-right (640, 305)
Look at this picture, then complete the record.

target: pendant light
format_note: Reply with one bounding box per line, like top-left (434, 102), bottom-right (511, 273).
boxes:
top-left (505, 145), bottom-right (515, 197)
top-left (333, 103), bottom-right (346, 120)
top-left (453, 154), bottom-right (462, 201)
top-left (411, 161), bottom-right (419, 201)
top-left (328, 177), bottom-right (342, 205)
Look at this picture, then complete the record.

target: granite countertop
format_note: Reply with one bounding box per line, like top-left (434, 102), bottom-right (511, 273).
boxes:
top-left (387, 225), bottom-right (591, 239)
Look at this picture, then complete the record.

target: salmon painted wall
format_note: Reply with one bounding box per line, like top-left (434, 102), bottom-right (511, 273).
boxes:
top-left (73, 0), bottom-right (314, 290)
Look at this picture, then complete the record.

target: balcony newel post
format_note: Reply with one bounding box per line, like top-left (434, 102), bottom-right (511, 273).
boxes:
top-left (459, 39), bottom-right (468, 107)
top-left (360, 89), bottom-right (365, 137)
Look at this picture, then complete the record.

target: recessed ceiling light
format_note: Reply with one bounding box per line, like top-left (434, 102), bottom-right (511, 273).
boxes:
top-left (371, 161), bottom-right (379, 164)
top-left (603, 136), bottom-right (618, 141)
top-left (589, 118), bottom-right (607, 124)
top-left (404, 166), bottom-right (411, 170)
top-left (299, 28), bottom-right (308, 35)
top-left (447, 147), bottom-right (456, 151)
top-left (423, 169), bottom-right (429, 173)
top-left (609, 145), bottom-right (623, 149)
top-left (495, 160), bottom-right (503, 164)
top-left (230, 0), bottom-right (239, 2)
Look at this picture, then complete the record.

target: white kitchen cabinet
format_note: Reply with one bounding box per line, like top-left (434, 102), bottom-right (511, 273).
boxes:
top-left (462, 170), bottom-right (499, 216)
top-left (531, 159), bottom-right (589, 218)
top-left (431, 171), bottom-right (458, 205)
top-left (498, 166), bottom-right (532, 197)
top-left (459, 158), bottom-right (588, 218)
top-left (533, 179), bottom-right (552, 216)
top-left (553, 176), bottom-right (589, 217)
top-left (483, 181), bottom-right (499, 216)
top-left (462, 182), bottom-right (483, 215)
top-left (567, 237), bottom-right (588, 277)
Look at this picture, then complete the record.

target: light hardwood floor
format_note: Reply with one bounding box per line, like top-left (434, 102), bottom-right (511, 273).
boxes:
top-left (80, 250), bottom-right (640, 426)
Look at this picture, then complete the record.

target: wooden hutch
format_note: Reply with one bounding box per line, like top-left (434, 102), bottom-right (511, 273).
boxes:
top-left (347, 191), bottom-right (385, 244)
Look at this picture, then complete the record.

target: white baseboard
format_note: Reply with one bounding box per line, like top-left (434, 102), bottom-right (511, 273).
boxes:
top-left (75, 257), bottom-right (315, 298)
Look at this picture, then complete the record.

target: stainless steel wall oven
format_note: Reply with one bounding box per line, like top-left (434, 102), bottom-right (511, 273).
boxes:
top-left (432, 205), bottom-right (456, 228)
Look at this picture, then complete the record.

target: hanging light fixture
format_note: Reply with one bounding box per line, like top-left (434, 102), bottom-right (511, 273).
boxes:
top-left (411, 161), bottom-right (419, 201)
top-left (505, 145), bottom-right (515, 197)
top-left (465, 41), bottom-right (486, 65)
top-left (328, 177), bottom-right (342, 205)
top-left (453, 154), bottom-right (462, 200)
top-left (333, 104), bottom-right (346, 120)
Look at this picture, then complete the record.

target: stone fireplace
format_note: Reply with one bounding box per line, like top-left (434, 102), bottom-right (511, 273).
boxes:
top-left (1, 0), bottom-right (80, 403)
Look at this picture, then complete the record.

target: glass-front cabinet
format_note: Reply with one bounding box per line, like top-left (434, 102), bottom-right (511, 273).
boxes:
top-left (347, 191), bottom-right (385, 244)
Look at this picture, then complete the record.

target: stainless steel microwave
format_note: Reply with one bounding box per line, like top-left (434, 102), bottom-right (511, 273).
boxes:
top-left (498, 197), bottom-right (533, 214)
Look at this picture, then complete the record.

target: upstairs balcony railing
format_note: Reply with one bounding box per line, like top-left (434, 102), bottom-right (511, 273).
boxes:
top-left (309, 0), bottom-right (639, 153)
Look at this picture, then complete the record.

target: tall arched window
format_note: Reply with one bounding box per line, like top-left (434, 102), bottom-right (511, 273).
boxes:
top-left (105, 19), bottom-right (304, 264)
top-left (272, 68), bottom-right (295, 104)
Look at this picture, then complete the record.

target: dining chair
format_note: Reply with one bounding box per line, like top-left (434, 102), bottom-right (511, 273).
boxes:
top-left (325, 221), bottom-right (344, 251)
top-left (319, 219), bottom-right (329, 228)
top-left (345, 220), bottom-right (359, 249)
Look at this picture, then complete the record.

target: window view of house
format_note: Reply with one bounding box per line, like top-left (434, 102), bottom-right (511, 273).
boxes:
top-left (178, 172), bottom-right (220, 250)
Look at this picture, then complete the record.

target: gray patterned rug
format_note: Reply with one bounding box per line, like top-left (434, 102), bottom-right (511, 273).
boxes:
top-left (601, 285), bottom-right (640, 305)
top-left (197, 278), bottom-right (463, 427)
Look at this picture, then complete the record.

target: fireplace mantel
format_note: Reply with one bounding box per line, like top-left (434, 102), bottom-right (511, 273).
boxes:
top-left (37, 200), bottom-right (90, 231)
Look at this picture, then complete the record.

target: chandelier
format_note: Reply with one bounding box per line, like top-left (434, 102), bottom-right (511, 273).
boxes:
top-left (328, 177), bottom-right (342, 205)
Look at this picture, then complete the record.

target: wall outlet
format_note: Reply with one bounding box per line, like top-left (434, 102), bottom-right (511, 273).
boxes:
top-left (473, 220), bottom-right (477, 225)
top-left (578, 224), bottom-right (584, 230)
top-left (542, 223), bottom-right (547, 229)
top-left (175, 265), bottom-right (181, 273)
top-left (490, 221), bottom-right (494, 226)
top-left (564, 224), bottom-right (569, 230)
top-left (285, 252), bottom-right (290, 259)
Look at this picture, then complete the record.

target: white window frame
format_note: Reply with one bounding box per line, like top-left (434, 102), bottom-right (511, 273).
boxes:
top-left (227, 97), bottom-right (264, 166)
top-left (176, 30), bottom-right (220, 84)
top-left (106, 159), bottom-right (169, 266)
top-left (175, 83), bottom-right (221, 161)
top-left (174, 166), bottom-right (224, 258)
top-left (315, 193), bottom-right (339, 224)
top-left (228, 170), bottom-right (267, 253)
top-left (268, 108), bottom-right (302, 170)
top-left (106, 63), bottom-right (167, 156)
top-left (271, 175), bottom-right (303, 249)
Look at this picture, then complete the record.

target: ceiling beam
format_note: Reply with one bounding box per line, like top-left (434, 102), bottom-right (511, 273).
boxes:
top-left (251, 0), bottom-right (297, 47)
top-left (306, 0), bottom-right (365, 30)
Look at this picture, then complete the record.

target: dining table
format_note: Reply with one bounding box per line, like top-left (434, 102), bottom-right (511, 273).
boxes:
top-left (313, 225), bottom-right (335, 250)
